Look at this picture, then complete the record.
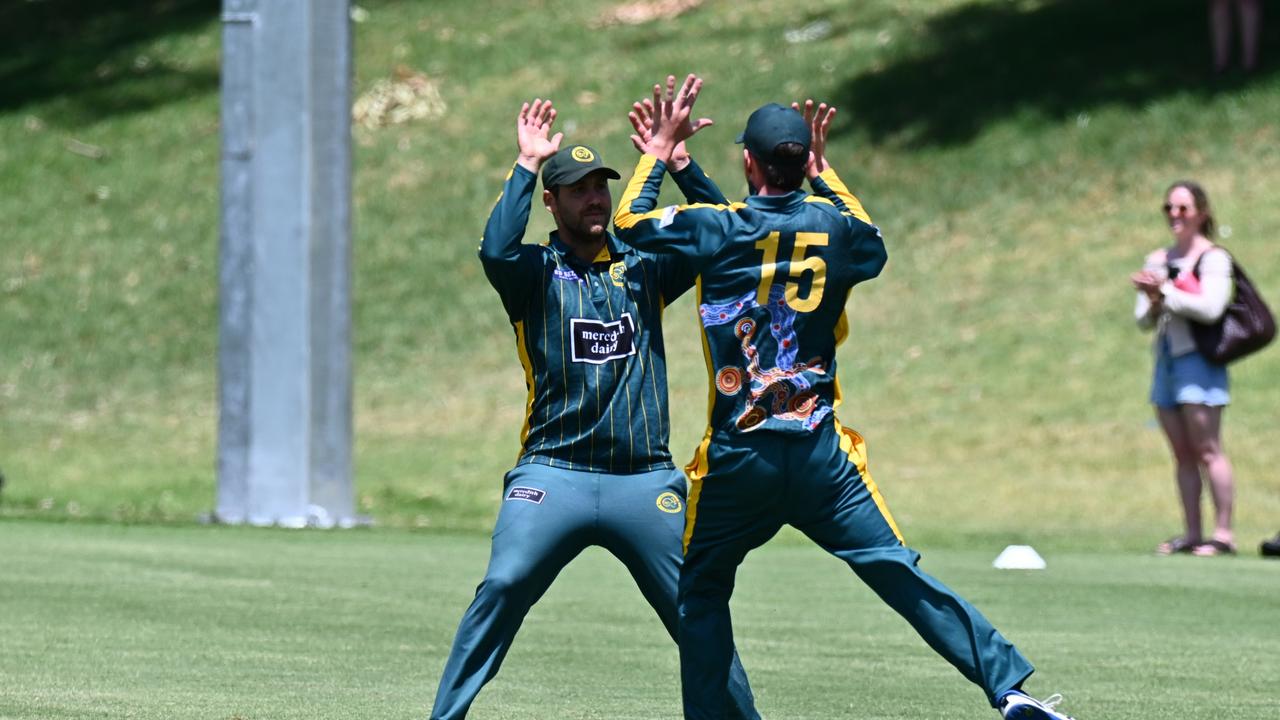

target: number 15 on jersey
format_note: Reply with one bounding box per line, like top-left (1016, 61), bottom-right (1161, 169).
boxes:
top-left (755, 231), bottom-right (828, 312)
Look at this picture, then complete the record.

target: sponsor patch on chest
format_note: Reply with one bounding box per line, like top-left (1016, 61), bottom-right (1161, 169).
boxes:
top-left (570, 313), bottom-right (637, 364)
top-left (506, 486), bottom-right (546, 504)
top-left (552, 266), bottom-right (584, 283)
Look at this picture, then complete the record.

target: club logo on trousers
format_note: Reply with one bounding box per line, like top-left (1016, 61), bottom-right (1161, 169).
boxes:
top-left (506, 486), bottom-right (546, 504)
top-left (656, 491), bottom-right (683, 514)
top-left (570, 313), bottom-right (636, 364)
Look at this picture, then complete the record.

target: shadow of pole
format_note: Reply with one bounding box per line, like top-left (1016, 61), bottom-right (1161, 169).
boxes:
top-left (0, 0), bottom-right (221, 123)
top-left (831, 0), bottom-right (1278, 148)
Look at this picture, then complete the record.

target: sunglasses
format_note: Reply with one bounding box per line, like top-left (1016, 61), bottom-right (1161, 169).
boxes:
top-left (1162, 203), bottom-right (1193, 216)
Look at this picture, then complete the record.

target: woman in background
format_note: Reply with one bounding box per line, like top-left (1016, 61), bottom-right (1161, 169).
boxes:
top-left (1131, 181), bottom-right (1237, 556)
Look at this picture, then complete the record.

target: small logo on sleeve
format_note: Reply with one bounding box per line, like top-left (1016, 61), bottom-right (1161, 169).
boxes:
top-left (506, 486), bottom-right (546, 504)
top-left (656, 492), bottom-right (683, 514)
top-left (570, 313), bottom-right (636, 364)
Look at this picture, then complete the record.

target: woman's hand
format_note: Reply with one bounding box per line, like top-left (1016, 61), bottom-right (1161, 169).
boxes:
top-left (1130, 270), bottom-right (1164, 302)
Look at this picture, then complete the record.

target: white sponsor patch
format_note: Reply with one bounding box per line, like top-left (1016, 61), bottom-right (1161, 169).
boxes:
top-left (659, 205), bottom-right (678, 228)
top-left (570, 313), bottom-right (637, 364)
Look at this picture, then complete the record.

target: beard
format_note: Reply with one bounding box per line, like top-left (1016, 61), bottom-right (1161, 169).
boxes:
top-left (565, 208), bottom-right (609, 241)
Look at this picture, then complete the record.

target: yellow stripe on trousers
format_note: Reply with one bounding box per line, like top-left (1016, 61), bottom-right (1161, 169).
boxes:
top-left (833, 418), bottom-right (905, 544)
top-left (683, 421), bottom-right (905, 554)
top-left (681, 428), bottom-right (714, 555)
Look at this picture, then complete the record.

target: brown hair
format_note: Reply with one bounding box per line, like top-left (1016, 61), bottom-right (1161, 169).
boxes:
top-left (1166, 180), bottom-right (1216, 238)
top-left (755, 143), bottom-right (808, 192)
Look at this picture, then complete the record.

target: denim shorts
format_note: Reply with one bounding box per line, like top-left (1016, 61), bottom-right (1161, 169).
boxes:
top-left (1150, 338), bottom-right (1230, 408)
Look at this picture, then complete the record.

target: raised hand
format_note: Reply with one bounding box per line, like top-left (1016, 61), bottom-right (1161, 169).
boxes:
top-left (791, 99), bottom-right (836, 180)
top-left (645, 74), bottom-right (712, 164)
top-left (628, 97), bottom-right (692, 171)
top-left (516, 98), bottom-right (564, 173)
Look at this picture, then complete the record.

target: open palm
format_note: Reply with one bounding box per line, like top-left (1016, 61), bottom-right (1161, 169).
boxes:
top-left (792, 99), bottom-right (836, 179)
top-left (650, 74), bottom-right (711, 146)
top-left (516, 98), bottom-right (563, 168)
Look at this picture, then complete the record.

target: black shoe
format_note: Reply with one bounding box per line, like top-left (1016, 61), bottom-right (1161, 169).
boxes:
top-left (1260, 533), bottom-right (1280, 558)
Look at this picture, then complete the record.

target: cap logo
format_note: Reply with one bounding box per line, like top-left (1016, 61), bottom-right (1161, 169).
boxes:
top-left (571, 146), bottom-right (595, 163)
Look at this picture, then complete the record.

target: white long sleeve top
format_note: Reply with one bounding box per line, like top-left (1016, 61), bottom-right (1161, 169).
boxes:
top-left (1134, 246), bottom-right (1233, 357)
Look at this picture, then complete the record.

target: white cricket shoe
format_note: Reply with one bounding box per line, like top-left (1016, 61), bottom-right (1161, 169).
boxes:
top-left (999, 692), bottom-right (1076, 720)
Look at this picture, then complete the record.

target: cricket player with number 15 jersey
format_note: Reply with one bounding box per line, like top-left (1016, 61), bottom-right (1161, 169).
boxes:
top-left (427, 99), bottom-right (760, 720)
top-left (614, 75), bottom-right (1081, 720)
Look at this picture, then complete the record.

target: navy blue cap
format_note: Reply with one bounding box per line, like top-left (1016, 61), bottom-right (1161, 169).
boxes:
top-left (541, 144), bottom-right (620, 189)
top-left (735, 103), bottom-right (811, 164)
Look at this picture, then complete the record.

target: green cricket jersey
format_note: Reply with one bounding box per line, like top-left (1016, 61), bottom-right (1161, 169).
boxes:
top-left (480, 160), bottom-right (726, 473)
top-left (613, 155), bottom-right (887, 437)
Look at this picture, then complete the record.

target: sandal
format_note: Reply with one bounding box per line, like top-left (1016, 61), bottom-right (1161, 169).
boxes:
top-left (1155, 536), bottom-right (1200, 555)
top-left (1192, 539), bottom-right (1237, 556)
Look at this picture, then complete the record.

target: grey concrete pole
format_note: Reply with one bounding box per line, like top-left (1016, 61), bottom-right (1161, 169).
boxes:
top-left (216, 0), bottom-right (355, 527)
top-left (216, 0), bottom-right (256, 524)
top-left (308, 0), bottom-right (356, 526)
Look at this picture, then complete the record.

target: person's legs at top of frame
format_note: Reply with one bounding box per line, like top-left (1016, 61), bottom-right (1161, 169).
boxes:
top-left (1209, 0), bottom-right (1263, 74)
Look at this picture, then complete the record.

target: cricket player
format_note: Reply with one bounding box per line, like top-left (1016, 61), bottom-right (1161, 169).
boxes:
top-left (427, 99), bottom-right (760, 720)
top-left (613, 75), bottom-right (1079, 720)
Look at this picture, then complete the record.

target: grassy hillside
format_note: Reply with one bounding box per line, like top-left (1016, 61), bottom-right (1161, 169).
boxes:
top-left (2, 0), bottom-right (1279, 549)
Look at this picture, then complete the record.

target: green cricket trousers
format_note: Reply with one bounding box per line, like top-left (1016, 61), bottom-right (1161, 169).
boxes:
top-left (430, 463), bottom-right (760, 719)
top-left (678, 418), bottom-right (1035, 720)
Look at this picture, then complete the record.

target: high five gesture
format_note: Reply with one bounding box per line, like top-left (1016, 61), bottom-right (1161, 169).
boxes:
top-left (515, 98), bottom-right (563, 173)
top-left (639, 74), bottom-right (712, 165)
top-left (628, 96), bottom-right (701, 172)
top-left (791, 99), bottom-right (836, 180)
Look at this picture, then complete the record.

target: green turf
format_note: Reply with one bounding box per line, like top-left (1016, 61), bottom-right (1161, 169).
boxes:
top-left (3, 0), bottom-right (1280, 547)
top-left (1, 520), bottom-right (1277, 719)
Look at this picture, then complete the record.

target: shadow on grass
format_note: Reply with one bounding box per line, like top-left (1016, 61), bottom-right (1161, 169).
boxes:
top-left (0, 0), bottom-right (219, 123)
top-left (830, 0), bottom-right (1280, 147)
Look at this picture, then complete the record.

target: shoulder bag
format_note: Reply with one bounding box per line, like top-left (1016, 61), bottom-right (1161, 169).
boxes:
top-left (1191, 248), bottom-right (1276, 364)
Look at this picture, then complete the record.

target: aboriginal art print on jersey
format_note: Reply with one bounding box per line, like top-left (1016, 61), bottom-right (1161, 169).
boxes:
top-left (700, 285), bottom-right (829, 432)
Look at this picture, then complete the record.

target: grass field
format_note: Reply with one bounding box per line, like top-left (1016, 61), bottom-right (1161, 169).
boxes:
top-left (2, 519), bottom-right (1278, 720)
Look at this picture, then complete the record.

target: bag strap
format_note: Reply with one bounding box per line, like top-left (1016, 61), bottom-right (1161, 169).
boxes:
top-left (1191, 245), bottom-right (1230, 279)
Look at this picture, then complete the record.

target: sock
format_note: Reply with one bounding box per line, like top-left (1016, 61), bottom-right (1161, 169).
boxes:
top-left (998, 689), bottom-right (1029, 706)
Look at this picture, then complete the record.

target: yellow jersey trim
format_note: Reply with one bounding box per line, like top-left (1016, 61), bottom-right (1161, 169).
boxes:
top-left (818, 167), bottom-right (872, 224)
top-left (614, 154), bottom-right (660, 229)
top-left (615, 154), bottom-right (748, 229)
top-left (513, 320), bottom-right (537, 455)
top-left (682, 277), bottom-right (720, 554)
top-left (832, 301), bottom-right (850, 409)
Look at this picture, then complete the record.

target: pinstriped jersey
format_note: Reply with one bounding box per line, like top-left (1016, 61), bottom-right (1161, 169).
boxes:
top-left (479, 161), bottom-right (725, 473)
top-left (614, 155), bottom-right (887, 437)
